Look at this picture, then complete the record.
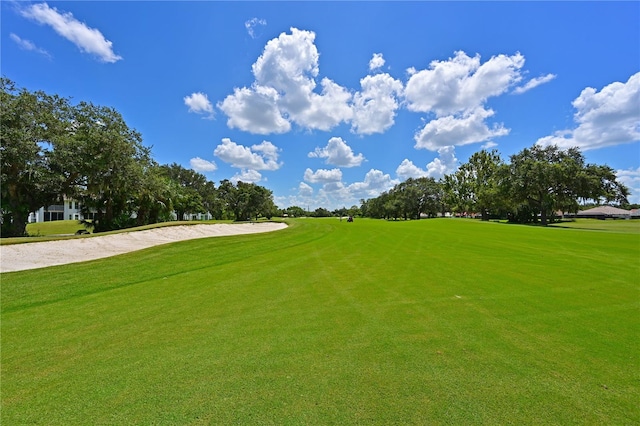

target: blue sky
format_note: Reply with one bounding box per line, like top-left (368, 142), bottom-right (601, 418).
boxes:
top-left (3, 1), bottom-right (639, 209)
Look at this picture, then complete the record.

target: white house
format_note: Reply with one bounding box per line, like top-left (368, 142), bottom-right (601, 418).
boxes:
top-left (28, 198), bottom-right (95, 223)
top-left (28, 197), bottom-right (213, 223)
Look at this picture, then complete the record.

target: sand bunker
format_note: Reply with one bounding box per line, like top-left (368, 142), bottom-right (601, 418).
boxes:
top-left (0, 222), bottom-right (287, 273)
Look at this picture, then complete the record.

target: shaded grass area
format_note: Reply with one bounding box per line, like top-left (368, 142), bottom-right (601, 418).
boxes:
top-left (547, 218), bottom-right (640, 234)
top-left (2, 219), bottom-right (639, 424)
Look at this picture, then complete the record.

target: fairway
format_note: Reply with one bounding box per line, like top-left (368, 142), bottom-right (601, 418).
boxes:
top-left (2, 218), bottom-right (639, 424)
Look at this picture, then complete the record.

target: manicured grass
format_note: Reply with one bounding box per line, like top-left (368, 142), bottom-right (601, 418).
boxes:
top-left (26, 219), bottom-right (92, 236)
top-left (2, 218), bottom-right (638, 424)
top-left (548, 218), bottom-right (640, 234)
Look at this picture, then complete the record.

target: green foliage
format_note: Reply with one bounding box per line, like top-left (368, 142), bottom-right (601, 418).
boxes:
top-left (216, 179), bottom-right (277, 221)
top-left (0, 78), bottom-right (72, 236)
top-left (312, 207), bottom-right (333, 217)
top-left (362, 145), bottom-right (629, 226)
top-left (363, 177), bottom-right (443, 220)
top-left (444, 149), bottom-right (505, 220)
top-left (1, 79), bottom-right (278, 236)
top-left (1, 219), bottom-right (638, 423)
top-left (506, 145), bottom-right (628, 225)
top-left (65, 102), bottom-right (151, 232)
top-left (282, 205), bottom-right (306, 217)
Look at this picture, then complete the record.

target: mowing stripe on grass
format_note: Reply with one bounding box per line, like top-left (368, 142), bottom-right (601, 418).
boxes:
top-left (2, 218), bottom-right (638, 424)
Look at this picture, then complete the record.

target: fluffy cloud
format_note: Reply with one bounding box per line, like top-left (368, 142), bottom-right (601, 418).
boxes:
top-left (231, 169), bottom-right (262, 184)
top-left (414, 107), bottom-right (509, 150)
top-left (396, 158), bottom-right (427, 181)
top-left (616, 167), bottom-right (640, 204)
top-left (20, 2), bottom-right (121, 63)
top-left (346, 169), bottom-right (399, 199)
top-left (291, 78), bottom-right (353, 131)
top-left (214, 138), bottom-right (282, 170)
top-left (369, 53), bottom-right (385, 71)
top-left (425, 146), bottom-right (459, 179)
top-left (537, 72), bottom-right (640, 150)
top-left (404, 51), bottom-right (526, 151)
top-left (303, 168), bottom-right (342, 184)
top-left (218, 85), bottom-right (290, 134)
top-left (395, 146), bottom-right (459, 180)
top-left (184, 92), bottom-right (214, 118)
top-left (245, 18), bottom-right (267, 39)
top-left (190, 157), bottom-right (217, 172)
top-left (295, 168), bottom-right (399, 210)
top-left (396, 159), bottom-right (428, 180)
top-left (252, 27), bottom-right (319, 94)
top-left (405, 51), bottom-right (524, 116)
top-left (10, 33), bottom-right (51, 59)
top-left (513, 73), bottom-right (556, 95)
top-left (219, 28), bottom-right (353, 134)
top-left (313, 169), bottom-right (398, 207)
top-left (298, 182), bottom-right (314, 196)
top-left (351, 73), bottom-right (404, 135)
top-left (308, 137), bottom-right (365, 168)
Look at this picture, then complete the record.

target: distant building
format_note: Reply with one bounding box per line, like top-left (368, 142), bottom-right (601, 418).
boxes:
top-left (28, 197), bottom-right (213, 223)
top-left (28, 198), bottom-right (96, 223)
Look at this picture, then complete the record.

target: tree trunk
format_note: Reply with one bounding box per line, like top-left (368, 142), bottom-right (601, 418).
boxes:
top-left (3, 191), bottom-right (30, 237)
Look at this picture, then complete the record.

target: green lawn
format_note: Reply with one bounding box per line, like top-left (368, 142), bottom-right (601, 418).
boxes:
top-left (2, 218), bottom-right (638, 424)
top-left (548, 218), bottom-right (640, 234)
top-left (26, 219), bottom-right (92, 236)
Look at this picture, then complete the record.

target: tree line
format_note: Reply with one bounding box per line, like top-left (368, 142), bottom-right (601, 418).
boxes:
top-left (361, 147), bottom-right (630, 225)
top-left (1, 78), bottom-right (277, 237)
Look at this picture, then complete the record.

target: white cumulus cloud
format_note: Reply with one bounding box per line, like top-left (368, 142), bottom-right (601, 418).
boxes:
top-left (20, 2), bottom-right (121, 63)
top-left (298, 182), bottom-right (314, 196)
top-left (414, 107), bottom-right (509, 150)
top-left (214, 138), bottom-right (282, 171)
top-left (218, 85), bottom-right (290, 134)
top-left (425, 146), bottom-right (459, 179)
top-left (304, 168), bottom-right (343, 184)
top-left (395, 147), bottom-right (459, 180)
top-left (369, 53), bottom-right (385, 71)
top-left (308, 137), bottom-right (365, 168)
top-left (351, 73), bottom-right (404, 135)
top-left (616, 167), bottom-right (640, 204)
top-left (346, 169), bottom-right (399, 199)
top-left (396, 159), bottom-right (429, 180)
top-left (537, 72), bottom-right (640, 151)
top-left (405, 51), bottom-right (524, 116)
top-left (404, 51), bottom-right (527, 151)
top-left (184, 92), bottom-right (214, 119)
top-left (231, 169), bottom-right (263, 184)
top-left (190, 157), bottom-right (217, 172)
top-left (219, 28), bottom-right (353, 134)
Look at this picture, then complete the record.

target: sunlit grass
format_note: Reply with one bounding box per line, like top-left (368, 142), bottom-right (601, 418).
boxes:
top-left (26, 219), bottom-right (91, 236)
top-left (2, 218), bottom-right (638, 424)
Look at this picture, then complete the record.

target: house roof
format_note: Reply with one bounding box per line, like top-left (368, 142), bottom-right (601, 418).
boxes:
top-left (578, 206), bottom-right (631, 216)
